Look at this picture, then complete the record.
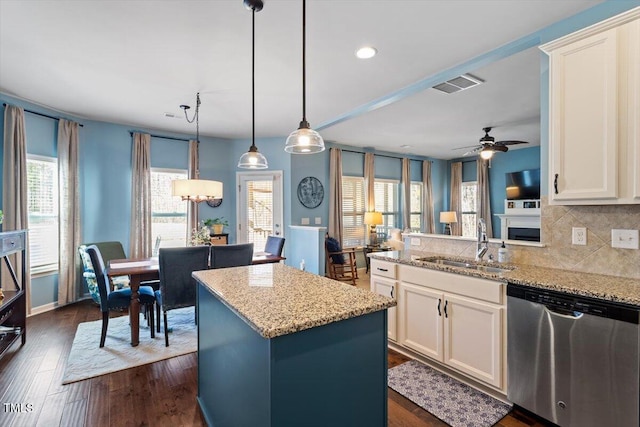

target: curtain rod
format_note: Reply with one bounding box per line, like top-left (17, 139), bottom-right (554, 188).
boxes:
top-left (129, 131), bottom-right (191, 142)
top-left (340, 148), bottom-right (430, 162)
top-left (2, 103), bottom-right (84, 127)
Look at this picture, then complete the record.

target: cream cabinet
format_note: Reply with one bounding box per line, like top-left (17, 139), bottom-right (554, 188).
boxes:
top-left (397, 265), bottom-right (506, 391)
top-left (369, 259), bottom-right (397, 341)
top-left (541, 10), bottom-right (640, 205)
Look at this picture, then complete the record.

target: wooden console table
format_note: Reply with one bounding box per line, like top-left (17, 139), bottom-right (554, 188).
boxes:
top-left (0, 230), bottom-right (27, 359)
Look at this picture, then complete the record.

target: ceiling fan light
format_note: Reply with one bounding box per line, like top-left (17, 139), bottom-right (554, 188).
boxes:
top-left (480, 148), bottom-right (494, 160)
top-left (285, 122), bottom-right (325, 154)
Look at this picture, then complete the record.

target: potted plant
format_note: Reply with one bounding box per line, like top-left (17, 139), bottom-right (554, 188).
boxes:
top-left (204, 217), bottom-right (229, 235)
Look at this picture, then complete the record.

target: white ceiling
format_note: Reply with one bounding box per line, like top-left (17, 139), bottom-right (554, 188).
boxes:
top-left (0, 0), bottom-right (602, 159)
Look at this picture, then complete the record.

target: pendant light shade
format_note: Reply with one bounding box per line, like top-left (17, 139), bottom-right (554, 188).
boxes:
top-left (285, 0), bottom-right (325, 154)
top-left (238, 0), bottom-right (268, 169)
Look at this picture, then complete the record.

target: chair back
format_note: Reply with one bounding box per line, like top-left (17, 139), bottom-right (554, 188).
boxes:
top-left (264, 236), bottom-right (285, 257)
top-left (85, 245), bottom-right (112, 313)
top-left (158, 246), bottom-right (210, 311)
top-left (211, 243), bottom-right (254, 269)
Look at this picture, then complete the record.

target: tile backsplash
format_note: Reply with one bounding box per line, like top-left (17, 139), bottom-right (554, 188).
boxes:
top-left (407, 197), bottom-right (640, 279)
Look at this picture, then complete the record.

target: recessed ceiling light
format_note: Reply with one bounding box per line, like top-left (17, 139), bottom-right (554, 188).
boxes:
top-left (356, 46), bottom-right (377, 59)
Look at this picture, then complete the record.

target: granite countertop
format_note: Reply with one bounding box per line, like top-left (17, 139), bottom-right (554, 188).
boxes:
top-left (369, 250), bottom-right (640, 307)
top-left (192, 263), bottom-right (396, 339)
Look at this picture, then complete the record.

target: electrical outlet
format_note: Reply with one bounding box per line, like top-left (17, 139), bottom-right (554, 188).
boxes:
top-left (410, 238), bottom-right (421, 246)
top-left (611, 229), bottom-right (639, 249)
top-left (301, 217), bottom-right (309, 225)
top-left (572, 227), bottom-right (587, 245)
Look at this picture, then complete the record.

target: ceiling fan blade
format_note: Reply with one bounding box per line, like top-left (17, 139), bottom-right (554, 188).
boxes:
top-left (462, 147), bottom-right (481, 156)
top-left (496, 140), bottom-right (528, 146)
top-left (453, 144), bottom-right (480, 150)
top-left (493, 145), bottom-right (509, 152)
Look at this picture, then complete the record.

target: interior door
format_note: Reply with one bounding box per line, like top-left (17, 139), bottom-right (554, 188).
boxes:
top-left (236, 171), bottom-right (284, 253)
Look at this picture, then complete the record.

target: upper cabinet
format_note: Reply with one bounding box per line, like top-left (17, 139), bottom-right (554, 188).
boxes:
top-left (541, 9), bottom-right (640, 205)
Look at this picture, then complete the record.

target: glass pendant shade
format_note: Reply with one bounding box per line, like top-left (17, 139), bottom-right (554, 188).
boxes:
top-left (285, 120), bottom-right (325, 153)
top-left (238, 145), bottom-right (268, 169)
top-left (480, 147), bottom-right (494, 160)
top-left (171, 179), bottom-right (223, 203)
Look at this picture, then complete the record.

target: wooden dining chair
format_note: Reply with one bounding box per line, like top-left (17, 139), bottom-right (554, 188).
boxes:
top-left (210, 243), bottom-right (254, 269)
top-left (155, 246), bottom-right (210, 346)
top-left (325, 236), bottom-right (358, 286)
top-left (85, 245), bottom-right (157, 347)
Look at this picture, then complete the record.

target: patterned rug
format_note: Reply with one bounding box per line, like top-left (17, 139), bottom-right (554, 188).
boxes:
top-left (388, 360), bottom-right (512, 427)
top-left (62, 307), bottom-right (196, 384)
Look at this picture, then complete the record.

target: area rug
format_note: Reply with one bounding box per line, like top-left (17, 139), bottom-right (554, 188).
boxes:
top-left (62, 307), bottom-right (196, 384)
top-left (388, 360), bottom-right (512, 427)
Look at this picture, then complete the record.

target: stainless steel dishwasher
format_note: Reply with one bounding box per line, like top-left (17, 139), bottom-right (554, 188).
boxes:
top-left (507, 283), bottom-right (640, 427)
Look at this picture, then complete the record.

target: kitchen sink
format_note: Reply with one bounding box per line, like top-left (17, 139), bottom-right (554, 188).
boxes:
top-left (417, 257), bottom-right (513, 274)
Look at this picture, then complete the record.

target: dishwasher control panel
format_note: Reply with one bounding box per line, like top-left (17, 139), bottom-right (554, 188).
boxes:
top-left (508, 283), bottom-right (639, 324)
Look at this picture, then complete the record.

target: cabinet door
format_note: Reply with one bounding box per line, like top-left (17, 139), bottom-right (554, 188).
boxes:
top-left (371, 276), bottom-right (397, 341)
top-left (549, 27), bottom-right (618, 202)
top-left (443, 294), bottom-right (503, 388)
top-left (398, 282), bottom-right (443, 361)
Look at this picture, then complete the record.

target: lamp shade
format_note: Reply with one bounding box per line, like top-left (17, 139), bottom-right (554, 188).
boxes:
top-left (238, 146), bottom-right (268, 169)
top-left (480, 147), bottom-right (494, 160)
top-left (439, 211), bottom-right (458, 224)
top-left (364, 211), bottom-right (383, 226)
top-left (171, 179), bottom-right (223, 203)
top-left (285, 124), bottom-right (325, 154)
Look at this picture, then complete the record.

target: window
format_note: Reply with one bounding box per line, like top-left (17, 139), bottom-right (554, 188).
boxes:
top-left (374, 179), bottom-right (399, 237)
top-left (151, 168), bottom-right (188, 248)
top-left (341, 176), bottom-right (365, 247)
top-left (461, 181), bottom-right (478, 238)
top-left (410, 182), bottom-right (422, 232)
top-left (27, 155), bottom-right (59, 273)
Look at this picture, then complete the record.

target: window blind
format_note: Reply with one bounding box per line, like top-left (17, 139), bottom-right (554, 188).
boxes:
top-left (27, 156), bottom-right (59, 272)
top-left (151, 169), bottom-right (188, 248)
top-left (374, 179), bottom-right (399, 236)
top-left (341, 176), bottom-right (365, 247)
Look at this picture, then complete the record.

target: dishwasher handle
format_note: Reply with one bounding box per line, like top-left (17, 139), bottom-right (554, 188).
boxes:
top-left (544, 305), bottom-right (584, 319)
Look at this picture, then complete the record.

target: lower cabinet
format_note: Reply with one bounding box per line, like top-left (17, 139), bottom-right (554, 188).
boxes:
top-left (397, 265), bottom-right (506, 391)
top-left (370, 259), bottom-right (398, 341)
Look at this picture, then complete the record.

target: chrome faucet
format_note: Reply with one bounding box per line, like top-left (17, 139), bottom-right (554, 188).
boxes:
top-left (476, 218), bottom-right (488, 261)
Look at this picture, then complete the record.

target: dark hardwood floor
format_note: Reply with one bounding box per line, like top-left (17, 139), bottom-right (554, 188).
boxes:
top-left (0, 299), bottom-right (552, 427)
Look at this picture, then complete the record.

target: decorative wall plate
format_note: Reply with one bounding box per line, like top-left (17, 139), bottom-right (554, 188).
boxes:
top-left (206, 198), bottom-right (223, 208)
top-left (297, 176), bottom-right (324, 208)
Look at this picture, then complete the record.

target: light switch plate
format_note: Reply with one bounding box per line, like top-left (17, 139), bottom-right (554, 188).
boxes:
top-left (611, 229), bottom-right (639, 249)
top-left (301, 217), bottom-right (310, 225)
top-left (315, 217), bottom-right (322, 225)
top-left (572, 227), bottom-right (587, 245)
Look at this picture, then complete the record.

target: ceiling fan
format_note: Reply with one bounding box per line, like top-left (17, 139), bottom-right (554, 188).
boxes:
top-left (457, 127), bottom-right (529, 159)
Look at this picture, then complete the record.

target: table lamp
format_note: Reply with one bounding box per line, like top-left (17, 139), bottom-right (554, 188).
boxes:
top-left (440, 211), bottom-right (457, 235)
top-left (364, 211), bottom-right (383, 246)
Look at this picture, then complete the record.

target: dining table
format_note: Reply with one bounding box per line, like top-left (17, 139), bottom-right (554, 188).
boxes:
top-left (106, 252), bottom-right (287, 346)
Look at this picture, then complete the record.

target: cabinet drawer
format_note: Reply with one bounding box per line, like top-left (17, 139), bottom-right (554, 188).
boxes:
top-left (2, 233), bottom-right (25, 255)
top-left (400, 265), bottom-right (504, 304)
top-left (370, 259), bottom-right (397, 279)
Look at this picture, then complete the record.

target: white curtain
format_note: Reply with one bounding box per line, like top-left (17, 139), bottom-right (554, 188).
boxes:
top-left (477, 158), bottom-right (493, 238)
top-left (187, 139), bottom-right (199, 243)
top-left (57, 119), bottom-right (81, 305)
top-left (364, 153), bottom-right (375, 212)
top-left (2, 105), bottom-right (31, 313)
top-left (422, 160), bottom-right (435, 234)
top-left (401, 158), bottom-right (410, 231)
top-left (130, 133), bottom-right (152, 258)
top-left (450, 162), bottom-right (463, 236)
top-left (328, 148), bottom-right (343, 244)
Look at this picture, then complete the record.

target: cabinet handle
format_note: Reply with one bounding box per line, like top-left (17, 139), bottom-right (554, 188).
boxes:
top-left (554, 173), bottom-right (559, 194)
top-left (377, 267), bottom-right (388, 272)
top-left (437, 299), bottom-right (442, 316)
top-left (390, 286), bottom-right (394, 299)
top-left (444, 300), bottom-right (448, 318)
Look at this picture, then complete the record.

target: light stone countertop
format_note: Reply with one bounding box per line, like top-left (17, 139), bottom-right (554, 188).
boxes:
top-left (369, 250), bottom-right (640, 306)
top-left (192, 263), bottom-right (396, 339)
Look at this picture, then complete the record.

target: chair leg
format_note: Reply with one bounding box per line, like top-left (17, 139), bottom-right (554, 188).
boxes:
top-left (156, 303), bottom-right (161, 333)
top-left (100, 312), bottom-right (109, 348)
top-left (148, 303), bottom-right (155, 339)
top-left (164, 311), bottom-right (170, 347)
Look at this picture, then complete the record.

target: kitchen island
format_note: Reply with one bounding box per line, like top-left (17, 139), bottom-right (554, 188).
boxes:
top-left (192, 263), bottom-right (396, 427)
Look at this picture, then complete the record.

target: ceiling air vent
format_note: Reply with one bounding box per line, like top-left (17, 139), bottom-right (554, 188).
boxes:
top-left (432, 74), bottom-right (483, 94)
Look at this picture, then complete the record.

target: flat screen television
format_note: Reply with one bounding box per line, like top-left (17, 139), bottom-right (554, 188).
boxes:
top-left (505, 168), bottom-right (540, 200)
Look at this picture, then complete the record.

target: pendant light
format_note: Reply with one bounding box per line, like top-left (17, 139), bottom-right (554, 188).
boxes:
top-left (238, 0), bottom-right (268, 169)
top-left (172, 92), bottom-right (224, 202)
top-left (284, 0), bottom-right (325, 154)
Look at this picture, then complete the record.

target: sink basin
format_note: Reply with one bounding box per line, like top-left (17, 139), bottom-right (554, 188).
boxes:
top-left (418, 257), bottom-right (512, 274)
